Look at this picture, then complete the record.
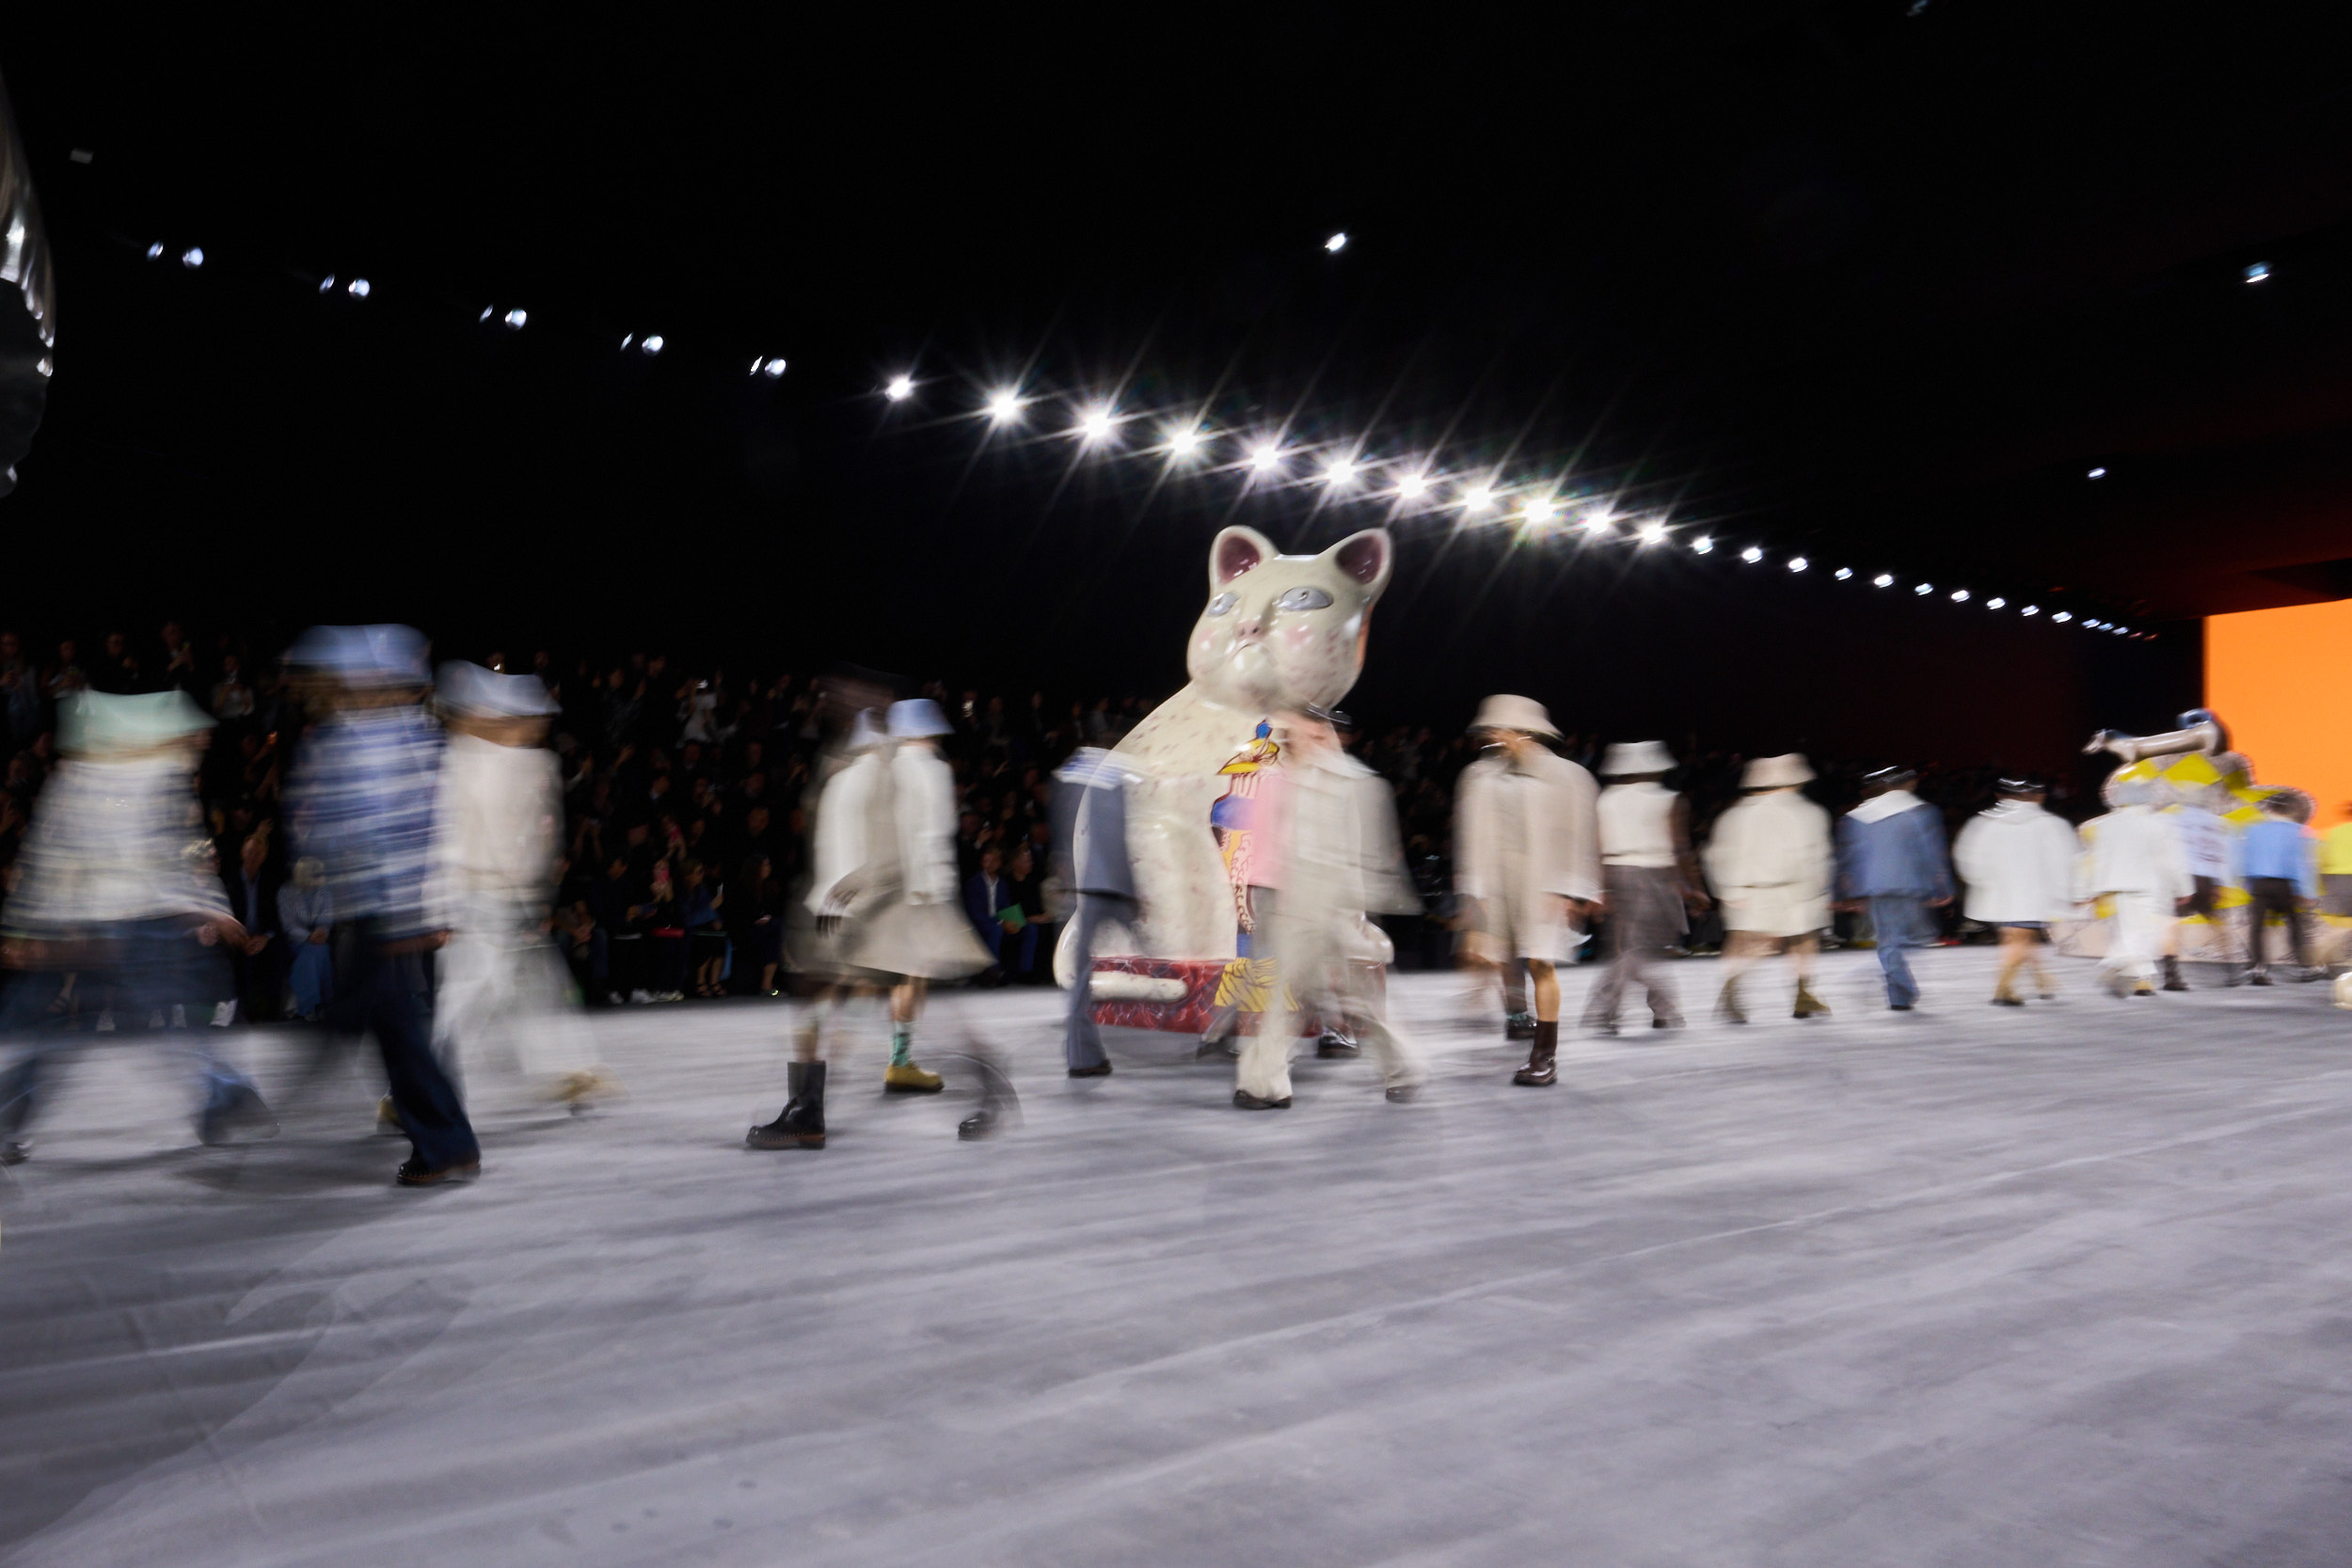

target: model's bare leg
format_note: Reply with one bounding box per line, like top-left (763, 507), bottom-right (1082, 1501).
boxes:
top-left (1994, 927), bottom-right (2032, 1003)
top-left (885, 977), bottom-right (942, 1091)
top-left (1716, 930), bottom-right (1758, 1022)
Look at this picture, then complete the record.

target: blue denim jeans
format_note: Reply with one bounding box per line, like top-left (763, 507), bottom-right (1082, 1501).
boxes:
top-left (327, 921), bottom-right (478, 1170)
top-left (1868, 895), bottom-right (1931, 1006)
top-left (0, 918), bottom-right (262, 1140)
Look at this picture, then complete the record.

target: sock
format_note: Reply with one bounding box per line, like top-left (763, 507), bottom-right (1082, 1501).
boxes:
top-left (890, 1022), bottom-right (913, 1067)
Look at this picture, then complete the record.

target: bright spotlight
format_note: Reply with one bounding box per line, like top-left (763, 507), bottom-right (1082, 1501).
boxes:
top-left (1249, 442), bottom-right (1284, 473)
top-left (985, 388), bottom-right (1024, 423)
top-left (1987, 596), bottom-right (2006, 609)
top-left (146, 242), bottom-right (165, 261)
top-left (1788, 556), bottom-right (1808, 573)
top-left (884, 374), bottom-right (915, 401)
top-left (2244, 261), bottom-right (2270, 284)
top-left (2087, 466), bottom-right (2106, 480)
top-left (1690, 534), bottom-right (1713, 554)
top-left (1461, 484), bottom-right (1495, 514)
top-left (182, 246), bottom-right (204, 268)
top-left (481, 307), bottom-right (496, 323)
top-left (1740, 546), bottom-right (1763, 563)
top-left (2052, 611), bottom-right (2072, 623)
top-left (320, 275), bottom-right (337, 293)
top-left (1323, 454), bottom-right (1358, 485)
top-left (1075, 406), bottom-right (1118, 444)
top-left (1581, 510), bottom-right (1615, 535)
top-left (1166, 425), bottom-right (1204, 457)
top-left (504, 308), bottom-right (528, 329)
top-left (1950, 589), bottom-right (1969, 602)
top-left (1396, 470), bottom-right (1431, 499)
top-left (2021, 605), bottom-right (2040, 617)
top-left (1834, 567), bottom-right (1852, 579)
top-left (1637, 520), bottom-right (1668, 546)
top-left (1522, 497), bottom-right (1559, 528)
top-left (2116, 626), bottom-right (2130, 634)
top-left (1325, 231), bottom-right (1348, 253)
top-left (1873, 573), bottom-right (1894, 587)
top-left (762, 357), bottom-right (787, 378)
top-left (1915, 583), bottom-right (1932, 594)
top-left (642, 334), bottom-right (664, 356)
top-left (348, 277), bottom-right (371, 298)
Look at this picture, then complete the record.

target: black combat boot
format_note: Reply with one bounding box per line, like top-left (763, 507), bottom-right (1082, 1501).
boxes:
top-left (746, 1060), bottom-right (827, 1149)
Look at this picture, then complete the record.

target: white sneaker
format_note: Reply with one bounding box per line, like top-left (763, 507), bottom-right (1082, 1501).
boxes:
top-left (212, 1001), bottom-right (237, 1028)
top-left (96, 1008), bottom-right (116, 1033)
top-left (630, 990), bottom-right (655, 1005)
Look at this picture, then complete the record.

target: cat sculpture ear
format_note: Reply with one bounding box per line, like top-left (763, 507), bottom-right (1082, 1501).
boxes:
top-left (1327, 529), bottom-right (1393, 601)
top-left (1209, 526), bottom-right (1277, 591)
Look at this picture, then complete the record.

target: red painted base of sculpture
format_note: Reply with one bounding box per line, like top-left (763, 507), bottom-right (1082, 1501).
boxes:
top-left (1088, 955), bottom-right (1325, 1037)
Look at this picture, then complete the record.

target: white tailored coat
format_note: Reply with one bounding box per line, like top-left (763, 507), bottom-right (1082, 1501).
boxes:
top-left (426, 734), bottom-right (592, 1089)
top-left (1952, 800), bottom-right (2080, 926)
top-left (1454, 746), bottom-right (1600, 961)
top-left (2077, 805), bottom-right (2194, 901)
top-left (818, 741), bottom-right (989, 981)
top-left (1238, 747), bottom-right (1423, 1101)
top-left (1703, 788), bottom-right (1833, 938)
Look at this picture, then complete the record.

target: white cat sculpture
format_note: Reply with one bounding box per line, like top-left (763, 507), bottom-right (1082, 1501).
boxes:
top-left (1059, 525), bottom-right (1392, 1005)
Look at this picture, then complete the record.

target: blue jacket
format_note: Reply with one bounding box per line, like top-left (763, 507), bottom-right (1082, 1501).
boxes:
top-left (2239, 817), bottom-right (2318, 896)
top-left (1052, 748), bottom-right (1138, 902)
top-left (1836, 793), bottom-right (1954, 901)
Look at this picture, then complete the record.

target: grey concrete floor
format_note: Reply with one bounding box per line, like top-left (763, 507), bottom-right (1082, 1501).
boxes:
top-left (3, 947), bottom-right (2350, 1567)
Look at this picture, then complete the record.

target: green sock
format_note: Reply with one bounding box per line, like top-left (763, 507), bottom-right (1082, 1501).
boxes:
top-left (890, 1023), bottom-right (912, 1067)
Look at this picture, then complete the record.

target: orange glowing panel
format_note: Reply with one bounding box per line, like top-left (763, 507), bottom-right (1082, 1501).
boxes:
top-left (2207, 598), bottom-right (2352, 828)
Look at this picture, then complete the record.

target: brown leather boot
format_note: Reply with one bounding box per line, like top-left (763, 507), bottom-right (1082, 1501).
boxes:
top-left (1513, 1021), bottom-right (1558, 1086)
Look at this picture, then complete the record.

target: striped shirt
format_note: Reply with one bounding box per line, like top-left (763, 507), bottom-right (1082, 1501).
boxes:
top-left (289, 704), bottom-right (445, 937)
top-left (1, 754), bottom-right (227, 938)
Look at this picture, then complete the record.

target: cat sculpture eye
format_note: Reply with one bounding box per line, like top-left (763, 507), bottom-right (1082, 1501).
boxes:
top-left (1205, 592), bottom-right (1238, 616)
top-left (1272, 585), bottom-right (1333, 611)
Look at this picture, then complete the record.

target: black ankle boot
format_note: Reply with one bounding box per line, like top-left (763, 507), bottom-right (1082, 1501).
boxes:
top-left (2161, 955), bottom-right (2189, 991)
top-left (1513, 1022), bottom-right (1559, 1086)
top-left (747, 1060), bottom-right (827, 1148)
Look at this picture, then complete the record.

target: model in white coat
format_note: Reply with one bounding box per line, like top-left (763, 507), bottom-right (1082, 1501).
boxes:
top-left (2076, 777), bottom-right (2193, 996)
top-left (426, 662), bottom-right (619, 1111)
top-left (1952, 776), bottom-right (2078, 1006)
top-left (1233, 710), bottom-right (1424, 1109)
top-left (1453, 695), bottom-right (1599, 1087)
top-left (1703, 753), bottom-right (1833, 1022)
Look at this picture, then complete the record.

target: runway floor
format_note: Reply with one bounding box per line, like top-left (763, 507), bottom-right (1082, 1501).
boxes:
top-left (3, 946), bottom-right (2350, 1567)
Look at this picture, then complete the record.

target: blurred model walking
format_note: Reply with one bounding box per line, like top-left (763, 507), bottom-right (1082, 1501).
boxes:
top-left (1835, 766), bottom-right (1954, 1010)
top-left (1704, 753), bottom-right (1833, 1022)
top-left (0, 692), bottom-right (276, 1164)
top-left (287, 626), bottom-right (481, 1186)
top-left (1582, 741), bottom-right (1707, 1036)
top-left (1454, 696), bottom-right (1597, 1087)
top-left (1952, 777), bottom-right (2076, 1005)
top-left (428, 661), bottom-right (619, 1113)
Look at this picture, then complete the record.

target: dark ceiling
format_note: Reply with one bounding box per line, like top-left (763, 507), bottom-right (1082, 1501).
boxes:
top-left (0, 4), bottom-right (2345, 658)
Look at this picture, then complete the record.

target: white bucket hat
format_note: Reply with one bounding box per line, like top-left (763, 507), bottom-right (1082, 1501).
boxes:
top-left (437, 661), bottom-right (559, 719)
top-left (1742, 753), bottom-right (1814, 788)
top-left (887, 698), bottom-right (953, 739)
top-left (56, 690), bottom-right (216, 757)
top-left (1469, 694), bottom-right (1558, 738)
top-left (1602, 739), bottom-right (1676, 777)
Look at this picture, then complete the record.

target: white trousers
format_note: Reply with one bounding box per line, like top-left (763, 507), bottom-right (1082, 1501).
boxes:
top-left (2100, 892), bottom-right (2169, 982)
top-left (1238, 902), bottom-right (1422, 1101)
top-left (434, 895), bottom-right (595, 1090)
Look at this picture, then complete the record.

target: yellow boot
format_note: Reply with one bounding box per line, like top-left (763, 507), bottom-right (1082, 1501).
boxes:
top-left (884, 1060), bottom-right (944, 1093)
top-left (1792, 981), bottom-right (1832, 1018)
